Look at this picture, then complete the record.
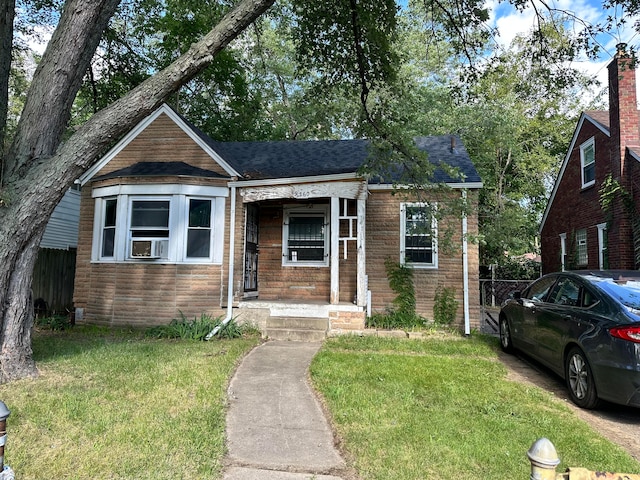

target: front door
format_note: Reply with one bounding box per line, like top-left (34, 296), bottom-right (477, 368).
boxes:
top-left (244, 204), bottom-right (259, 294)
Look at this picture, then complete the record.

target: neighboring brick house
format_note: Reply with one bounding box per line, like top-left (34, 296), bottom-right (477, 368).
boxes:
top-left (74, 103), bottom-right (482, 336)
top-left (540, 44), bottom-right (640, 274)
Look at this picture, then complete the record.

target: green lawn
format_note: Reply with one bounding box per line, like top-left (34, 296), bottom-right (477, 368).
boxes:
top-left (0, 326), bottom-right (260, 480)
top-left (1, 327), bottom-right (638, 479)
top-left (310, 334), bottom-right (640, 480)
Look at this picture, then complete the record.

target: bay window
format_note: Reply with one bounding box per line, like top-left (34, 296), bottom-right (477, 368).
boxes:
top-left (92, 184), bottom-right (226, 264)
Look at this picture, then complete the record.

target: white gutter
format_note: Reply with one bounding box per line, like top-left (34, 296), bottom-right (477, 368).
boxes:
top-left (462, 190), bottom-right (470, 335)
top-left (367, 182), bottom-right (483, 191)
top-left (228, 172), bottom-right (359, 188)
top-left (206, 185), bottom-right (237, 340)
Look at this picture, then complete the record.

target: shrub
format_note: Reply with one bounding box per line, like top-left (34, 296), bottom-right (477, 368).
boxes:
top-left (35, 314), bottom-right (72, 331)
top-left (146, 313), bottom-right (221, 340)
top-left (146, 313), bottom-right (258, 340)
top-left (433, 286), bottom-right (458, 325)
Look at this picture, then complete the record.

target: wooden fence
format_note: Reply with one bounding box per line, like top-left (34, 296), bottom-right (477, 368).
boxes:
top-left (32, 248), bottom-right (77, 315)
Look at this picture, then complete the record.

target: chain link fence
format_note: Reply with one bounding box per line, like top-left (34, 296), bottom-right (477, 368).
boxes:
top-left (480, 279), bottom-right (533, 335)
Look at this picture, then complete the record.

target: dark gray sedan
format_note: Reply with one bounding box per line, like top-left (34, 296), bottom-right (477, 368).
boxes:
top-left (499, 270), bottom-right (640, 409)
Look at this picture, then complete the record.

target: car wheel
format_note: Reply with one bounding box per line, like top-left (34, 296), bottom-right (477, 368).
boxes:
top-left (565, 347), bottom-right (600, 409)
top-left (499, 315), bottom-right (514, 353)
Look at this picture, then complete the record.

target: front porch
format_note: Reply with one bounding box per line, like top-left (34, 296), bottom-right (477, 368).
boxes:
top-left (234, 299), bottom-right (366, 341)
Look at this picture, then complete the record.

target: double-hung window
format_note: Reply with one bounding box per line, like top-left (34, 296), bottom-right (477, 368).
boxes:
top-left (580, 138), bottom-right (595, 188)
top-left (101, 198), bottom-right (118, 258)
top-left (401, 203), bottom-right (437, 268)
top-left (283, 206), bottom-right (329, 266)
top-left (186, 198), bottom-right (212, 258)
top-left (129, 199), bottom-right (170, 258)
top-left (92, 184), bottom-right (226, 264)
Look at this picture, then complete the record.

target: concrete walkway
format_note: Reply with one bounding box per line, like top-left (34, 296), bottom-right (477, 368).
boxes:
top-left (222, 341), bottom-right (349, 480)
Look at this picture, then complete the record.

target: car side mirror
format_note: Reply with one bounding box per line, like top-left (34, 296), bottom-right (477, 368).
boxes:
top-left (511, 291), bottom-right (521, 299)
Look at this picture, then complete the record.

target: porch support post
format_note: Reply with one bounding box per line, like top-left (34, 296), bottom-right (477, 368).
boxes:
top-left (330, 196), bottom-right (340, 304)
top-left (356, 198), bottom-right (367, 307)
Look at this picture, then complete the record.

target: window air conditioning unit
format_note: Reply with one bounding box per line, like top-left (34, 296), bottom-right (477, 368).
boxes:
top-left (130, 239), bottom-right (168, 259)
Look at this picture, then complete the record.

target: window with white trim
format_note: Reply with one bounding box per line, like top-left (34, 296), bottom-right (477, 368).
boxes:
top-left (559, 233), bottom-right (567, 272)
top-left (92, 184), bottom-right (226, 264)
top-left (129, 198), bottom-right (170, 258)
top-left (576, 229), bottom-right (588, 266)
top-left (597, 223), bottom-right (608, 270)
top-left (282, 206), bottom-right (329, 266)
top-left (580, 138), bottom-right (595, 188)
top-left (401, 203), bottom-right (437, 268)
top-left (187, 198), bottom-right (212, 258)
top-left (101, 198), bottom-right (117, 258)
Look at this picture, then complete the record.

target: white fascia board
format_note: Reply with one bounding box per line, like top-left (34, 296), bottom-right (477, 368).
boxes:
top-left (92, 183), bottom-right (229, 198)
top-left (80, 104), bottom-right (240, 186)
top-left (367, 181), bottom-right (483, 191)
top-left (228, 172), bottom-right (360, 187)
top-left (539, 113), bottom-right (609, 235)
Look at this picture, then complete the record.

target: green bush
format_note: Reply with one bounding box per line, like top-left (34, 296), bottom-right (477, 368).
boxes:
top-left (35, 314), bottom-right (72, 331)
top-left (433, 286), bottom-right (458, 325)
top-left (146, 313), bottom-right (258, 340)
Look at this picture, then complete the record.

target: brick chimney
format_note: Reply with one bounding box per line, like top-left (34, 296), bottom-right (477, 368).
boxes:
top-left (608, 42), bottom-right (639, 182)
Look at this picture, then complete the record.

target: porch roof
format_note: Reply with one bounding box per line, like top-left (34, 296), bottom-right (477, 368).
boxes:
top-left (92, 161), bottom-right (227, 181)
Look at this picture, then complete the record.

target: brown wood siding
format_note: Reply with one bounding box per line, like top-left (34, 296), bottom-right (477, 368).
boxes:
top-left (366, 190), bottom-right (480, 328)
top-left (97, 113), bottom-right (230, 177)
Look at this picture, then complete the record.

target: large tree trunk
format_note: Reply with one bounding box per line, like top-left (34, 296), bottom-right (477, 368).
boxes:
top-left (0, 0), bottom-right (275, 382)
top-left (0, 0), bottom-right (15, 154)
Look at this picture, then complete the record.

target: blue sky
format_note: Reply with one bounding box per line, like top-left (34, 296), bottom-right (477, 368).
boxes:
top-left (484, 0), bottom-right (640, 96)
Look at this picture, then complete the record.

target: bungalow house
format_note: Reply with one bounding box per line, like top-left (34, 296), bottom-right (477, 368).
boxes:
top-left (73, 104), bottom-right (482, 338)
top-left (540, 44), bottom-right (640, 274)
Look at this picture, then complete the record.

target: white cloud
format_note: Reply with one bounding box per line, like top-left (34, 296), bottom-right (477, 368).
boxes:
top-left (484, 0), bottom-right (640, 106)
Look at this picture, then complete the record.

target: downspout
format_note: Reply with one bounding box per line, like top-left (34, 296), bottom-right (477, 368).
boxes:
top-left (462, 190), bottom-right (470, 336)
top-left (206, 185), bottom-right (237, 340)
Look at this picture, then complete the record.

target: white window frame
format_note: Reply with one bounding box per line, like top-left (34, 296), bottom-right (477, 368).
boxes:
top-left (127, 196), bottom-right (172, 259)
top-left (597, 223), bottom-right (608, 270)
top-left (282, 205), bottom-right (330, 267)
top-left (580, 138), bottom-right (595, 189)
top-left (576, 229), bottom-right (588, 266)
top-left (559, 233), bottom-right (567, 272)
top-left (400, 202), bottom-right (438, 269)
top-left (91, 184), bottom-right (226, 264)
top-left (185, 197), bottom-right (215, 260)
top-left (99, 197), bottom-right (118, 259)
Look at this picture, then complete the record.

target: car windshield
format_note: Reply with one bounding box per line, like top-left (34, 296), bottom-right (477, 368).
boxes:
top-left (586, 275), bottom-right (640, 314)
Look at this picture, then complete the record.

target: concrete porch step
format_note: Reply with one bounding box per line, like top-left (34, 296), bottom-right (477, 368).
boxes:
top-left (265, 317), bottom-right (328, 342)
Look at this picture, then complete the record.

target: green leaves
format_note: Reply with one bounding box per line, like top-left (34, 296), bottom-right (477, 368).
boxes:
top-left (293, 0), bottom-right (399, 94)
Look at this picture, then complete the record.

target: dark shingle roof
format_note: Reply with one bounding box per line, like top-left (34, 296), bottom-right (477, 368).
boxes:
top-left (93, 161), bottom-right (228, 181)
top-left (209, 136), bottom-right (480, 184)
top-left (167, 105), bottom-right (481, 185)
